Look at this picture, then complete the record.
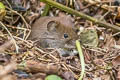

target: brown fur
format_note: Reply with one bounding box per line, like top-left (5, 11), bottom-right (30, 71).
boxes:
top-left (28, 16), bottom-right (78, 48)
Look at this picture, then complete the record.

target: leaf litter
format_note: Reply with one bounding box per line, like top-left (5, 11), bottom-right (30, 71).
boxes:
top-left (0, 0), bottom-right (120, 80)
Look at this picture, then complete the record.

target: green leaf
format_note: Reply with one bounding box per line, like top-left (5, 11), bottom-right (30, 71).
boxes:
top-left (0, 2), bottom-right (5, 9)
top-left (0, 2), bottom-right (6, 20)
top-left (45, 75), bottom-right (62, 80)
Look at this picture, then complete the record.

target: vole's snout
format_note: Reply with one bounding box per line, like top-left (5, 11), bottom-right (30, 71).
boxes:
top-left (64, 40), bottom-right (76, 49)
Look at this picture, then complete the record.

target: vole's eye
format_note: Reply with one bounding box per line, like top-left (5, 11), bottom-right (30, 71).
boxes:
top-left (64, 33), bottom-right (69, 38)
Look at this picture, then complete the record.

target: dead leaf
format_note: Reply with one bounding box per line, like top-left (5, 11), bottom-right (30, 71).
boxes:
top-left (117, 68), bottom-right (120, 80)
top-left (0, 75), bottom-right (16, 80)
top-left (112, 55), bottom-right (120, 67)
top-left (62, 71), bottom-right (75, 80)
top-left (80, 28), bottom-right (98, 47)
top-left (0, 39), bottom-right (14, 53)
top-left (103, 33), bottom-right (115, 49)
top-left (0, 62), bottom-right (17, 78)
top-left (101, 74), bottom-right (110, 80)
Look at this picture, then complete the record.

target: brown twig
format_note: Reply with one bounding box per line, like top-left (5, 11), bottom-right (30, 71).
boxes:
top-left (40, 0), bottom-right (120, 32)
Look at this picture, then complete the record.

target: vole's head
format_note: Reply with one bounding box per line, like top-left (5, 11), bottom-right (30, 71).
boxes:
top-left (46, 20), bottom-right (78, 48)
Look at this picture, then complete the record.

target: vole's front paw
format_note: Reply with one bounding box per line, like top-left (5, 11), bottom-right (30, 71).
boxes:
top-left (57, 48), bottom-right (78, 57)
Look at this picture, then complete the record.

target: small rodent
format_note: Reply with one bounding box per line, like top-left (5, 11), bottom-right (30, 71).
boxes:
top-left (28, 15), bottom-right (78, 48)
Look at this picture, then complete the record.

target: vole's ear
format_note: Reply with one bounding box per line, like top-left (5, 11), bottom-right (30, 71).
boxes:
top-left (47, 21), bottom-right (59, 32)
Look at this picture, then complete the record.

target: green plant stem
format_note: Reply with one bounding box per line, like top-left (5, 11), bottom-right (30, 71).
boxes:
top-left (41, 4), bottom-right (50, 16)
top-left (76, 40), bottom-right (85, 80)
top-left (40, 0), bottom-right (120, 32)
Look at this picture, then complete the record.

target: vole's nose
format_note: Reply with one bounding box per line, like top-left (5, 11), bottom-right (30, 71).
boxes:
top-left (64, 40), bottom-right (76, 49)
